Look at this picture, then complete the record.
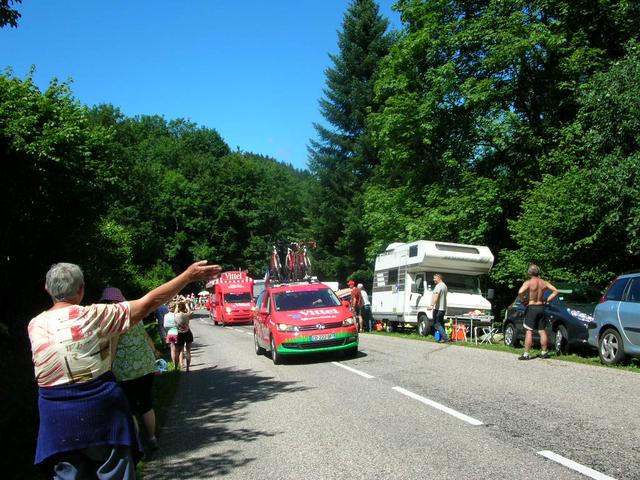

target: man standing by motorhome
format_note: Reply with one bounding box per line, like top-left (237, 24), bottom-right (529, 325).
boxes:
top-left (517, 264), bottom-right (559, 360)
top-left (430, 273), bottom-right (449, 343)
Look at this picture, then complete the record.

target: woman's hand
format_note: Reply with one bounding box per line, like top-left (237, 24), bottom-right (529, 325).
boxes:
top-left (187, 261), bottom-right (222, 283)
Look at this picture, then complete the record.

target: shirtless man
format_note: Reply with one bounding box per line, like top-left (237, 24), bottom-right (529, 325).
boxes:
top-left (517, 264), bottom-right (559, 360)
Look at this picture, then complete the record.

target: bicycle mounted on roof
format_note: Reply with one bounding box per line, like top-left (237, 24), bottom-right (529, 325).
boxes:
top-left (268, 240), bottom-right (316, 283)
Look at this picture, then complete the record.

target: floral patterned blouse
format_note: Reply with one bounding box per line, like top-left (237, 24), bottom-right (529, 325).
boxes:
top-left (111, 322), bottom-right (157, 381)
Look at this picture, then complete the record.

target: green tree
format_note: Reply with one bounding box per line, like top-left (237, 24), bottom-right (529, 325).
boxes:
top-left (495, 40), bottom-right (640, 287)
top-left (366, 0), bottom-right (639, 289)
top-left (0, 0), bottom-right (21, 28)
top-left (308, 0), bottom-right (394, 282)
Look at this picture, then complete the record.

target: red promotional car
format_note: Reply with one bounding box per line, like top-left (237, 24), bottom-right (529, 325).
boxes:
top-left (206, 271), bottom-right (255, 326)
top-left (253, 281), bottom-right (358, 364)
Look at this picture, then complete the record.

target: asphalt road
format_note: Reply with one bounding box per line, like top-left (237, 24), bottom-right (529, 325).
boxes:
top-left (146, 310), bottom-right (639, 480)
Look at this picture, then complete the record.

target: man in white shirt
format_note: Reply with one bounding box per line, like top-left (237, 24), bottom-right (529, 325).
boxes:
top-left (430, 273), bottom-right (449, 342)
top-left (358, 283), bottom-right (373, 332)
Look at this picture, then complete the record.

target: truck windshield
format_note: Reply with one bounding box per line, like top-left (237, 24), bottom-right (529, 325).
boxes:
top-left (273, 288), bottom-right (341, 311)
top-left (223, 292), bottom-right (252, 303)
top-left (426, 272), bottom-right (480, 294)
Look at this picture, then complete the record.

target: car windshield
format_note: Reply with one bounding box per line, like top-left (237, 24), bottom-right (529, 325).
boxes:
top-left (550, 284), bottom-right (601, 314)
top-left (224, 292), bottom-right (252, 303)
top-left (273, 288), bottom-right (341, 311)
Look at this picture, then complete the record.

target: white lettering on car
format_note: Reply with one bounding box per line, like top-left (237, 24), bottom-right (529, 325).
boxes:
top-left (298, 309), bottom-right (340, 317)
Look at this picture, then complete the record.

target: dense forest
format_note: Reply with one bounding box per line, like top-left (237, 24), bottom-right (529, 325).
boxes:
top-left (2, 0), bottom-right (640, 474)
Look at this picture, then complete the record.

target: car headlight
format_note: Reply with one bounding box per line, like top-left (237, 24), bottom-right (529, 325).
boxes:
top-left (567, 308), bottom-right (593, 323)
top-left (225, 307), bottom-right (233, 314)
top-left (342, 317), bottom-right (355, 326)
top-left (277, 323), bottom-right (299, 332)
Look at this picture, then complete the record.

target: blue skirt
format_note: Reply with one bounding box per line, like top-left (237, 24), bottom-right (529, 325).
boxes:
top-left (36, 372), bottom-right (142, 465)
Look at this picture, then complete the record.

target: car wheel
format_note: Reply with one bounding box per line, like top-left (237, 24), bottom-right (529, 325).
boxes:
top-left (343, 346), bottom-right (358, 358)
top-left (270, 335), bottom-right (281, 365)
top-left (254, 329), bottom-right (265, 356)
top-left (417, 315), bottom-right (429, 336)
top-left (599, 328), bottom-right (626, 365)
top-left (504, 322), bottom-right (520, 348)
top-left (555, 325), bottom-right (568, 355)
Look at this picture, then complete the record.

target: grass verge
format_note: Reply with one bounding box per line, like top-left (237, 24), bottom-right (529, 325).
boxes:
top-left (367, 328), bottom-right (640, 373)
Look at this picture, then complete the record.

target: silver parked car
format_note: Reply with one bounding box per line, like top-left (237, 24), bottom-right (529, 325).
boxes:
top-left (588, 273), bottom-right (640, 365)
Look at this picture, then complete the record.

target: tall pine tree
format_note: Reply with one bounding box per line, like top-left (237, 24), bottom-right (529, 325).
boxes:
top-left (308, 0), bottom-right (393, 283)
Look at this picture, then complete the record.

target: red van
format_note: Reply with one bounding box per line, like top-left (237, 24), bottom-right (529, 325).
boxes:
top-left (206, 271), bottom-right (255, 326)
top-left (253, 281), bottom-right (358, 364)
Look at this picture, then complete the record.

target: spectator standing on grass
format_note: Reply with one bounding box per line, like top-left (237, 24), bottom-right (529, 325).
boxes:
top-left (358, 283), bottom-right (373, 332)
top-left (517, 264), bottom-right (559, 360)
top-left (28, 261), bottom-right (220, 479)
top-left (101, 287), bottom-right (161, 451)
top-left (430, 273), bottom-right (449, 343)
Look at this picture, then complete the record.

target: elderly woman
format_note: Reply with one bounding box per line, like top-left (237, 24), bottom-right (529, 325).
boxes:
top-left (28, 260), bottom-right (220, 479)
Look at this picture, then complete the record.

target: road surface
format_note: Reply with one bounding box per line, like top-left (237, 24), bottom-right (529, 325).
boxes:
top-left (146, 310), bottom-right (639, 479)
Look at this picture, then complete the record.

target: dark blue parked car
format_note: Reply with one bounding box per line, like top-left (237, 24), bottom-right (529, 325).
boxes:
top-left (502, 284), bottom-right (600, 354)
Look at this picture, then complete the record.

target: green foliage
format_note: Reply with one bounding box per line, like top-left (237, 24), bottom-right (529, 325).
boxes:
top-left (496, 41), bottom-right (640, 287)
top-left (367, 0), bottom-right (640, 291)
top-left (0, 0), bottom-right (21, 28)
top-left (308, 0), bottom-right (394, 282)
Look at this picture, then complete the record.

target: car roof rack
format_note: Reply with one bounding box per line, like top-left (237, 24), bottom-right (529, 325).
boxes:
top-left (267, 277), bottom-right (321, 288)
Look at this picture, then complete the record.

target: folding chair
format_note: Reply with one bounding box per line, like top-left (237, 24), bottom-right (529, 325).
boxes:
top-left (474, 321), bottom-right (497, 345)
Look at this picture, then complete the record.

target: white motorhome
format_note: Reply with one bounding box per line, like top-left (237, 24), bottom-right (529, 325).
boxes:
top-left (371, 240), bottom-right (494, 335)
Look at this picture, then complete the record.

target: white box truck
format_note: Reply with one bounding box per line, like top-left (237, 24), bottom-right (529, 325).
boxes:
top-left (371, 240), bottom-right (494, 335)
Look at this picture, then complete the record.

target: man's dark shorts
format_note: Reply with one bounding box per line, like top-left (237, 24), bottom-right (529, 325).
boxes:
top-left (524, 304), bottom-right (546, 331)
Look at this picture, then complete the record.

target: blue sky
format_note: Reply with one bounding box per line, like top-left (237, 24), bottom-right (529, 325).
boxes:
top-left (0, 1), bottom-right (401, 170)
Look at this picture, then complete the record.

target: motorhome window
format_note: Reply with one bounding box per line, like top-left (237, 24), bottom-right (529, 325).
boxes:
top-left (414, 274), bottom-right (425, 294)
top-left (435, 244), bottom-right (479, 255)
top-left (273, 288), bottom-right (341, 311)
top-left (426, 272), bottom-right (479, 294)
top-left (388, 269), bottom-right (398, 286)
top-left (409, 245), bottom-right (418, 257)
top-left (224, 292), bottom-right (252, 303)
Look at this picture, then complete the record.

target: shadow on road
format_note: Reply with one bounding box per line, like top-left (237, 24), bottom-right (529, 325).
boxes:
top-left (147, 364), bottom-right (308, 479)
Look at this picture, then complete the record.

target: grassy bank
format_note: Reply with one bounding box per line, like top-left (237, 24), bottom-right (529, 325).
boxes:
top-left (368, 328), bottom-right (640, 373)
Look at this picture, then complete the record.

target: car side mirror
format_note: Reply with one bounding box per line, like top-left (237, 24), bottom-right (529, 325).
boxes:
top-left (259, 307), bottom-right (268, 315)
top-left (342, 301), bottom-right (350, 308)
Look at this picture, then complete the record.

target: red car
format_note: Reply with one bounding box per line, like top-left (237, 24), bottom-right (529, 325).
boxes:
top-left (253, 281), bottom-right (358, 364)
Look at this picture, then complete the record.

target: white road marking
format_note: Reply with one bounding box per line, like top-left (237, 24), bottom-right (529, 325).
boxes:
top-left (392, 386), bottom-right (483, 426)
top-left (538, 451), bottom-right (617, 480)
top-left (245, 331), bottom-right (253, 336)
top-left (331, 362), bottom-right (375, 379)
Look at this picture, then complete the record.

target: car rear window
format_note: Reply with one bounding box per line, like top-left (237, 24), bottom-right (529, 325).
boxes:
top-left (273, 288), bottom-right (341, 311)
top-left (625, 278), bottom-right (640, 303)
top-left (605, 277), bottom-right (630, 301)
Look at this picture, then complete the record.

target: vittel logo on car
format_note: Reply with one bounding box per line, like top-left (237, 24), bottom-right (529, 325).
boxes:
top-left (222, 272), bottom-right (245, 281)
top-left (298, 308), bottom-right (339, 317)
